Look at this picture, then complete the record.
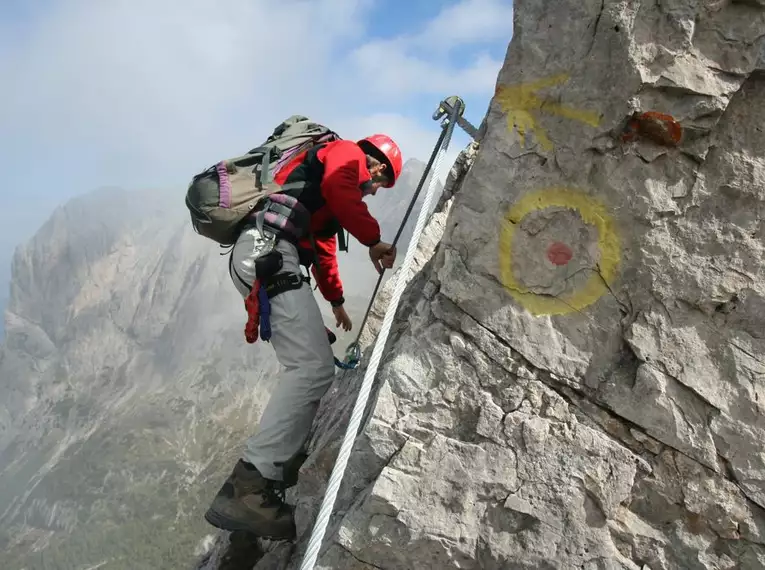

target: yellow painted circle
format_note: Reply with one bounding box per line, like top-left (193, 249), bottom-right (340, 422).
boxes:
top-left (498, 186), bottom-right (621, 316)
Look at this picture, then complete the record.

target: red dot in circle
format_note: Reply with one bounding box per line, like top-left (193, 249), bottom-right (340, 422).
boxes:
top-left (547, 242), bottom-right (573, 266)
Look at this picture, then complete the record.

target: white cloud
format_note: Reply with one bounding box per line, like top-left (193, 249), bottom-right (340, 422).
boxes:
top-left (1, 0), bottom-right (374, 172)
top-left (346, 42), bottom-right (502, 100)
top-left (414, 0), bottom-right (515, 49)
top-left (341, 0), bottom-right (513, 100)
top-left (332, 113), bottom-right (442, 164)
top-left (0, 0), bottom-right (509, 239)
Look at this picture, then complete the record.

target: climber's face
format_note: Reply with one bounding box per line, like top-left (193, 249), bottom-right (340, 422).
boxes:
top-left (363, 182), bottom-right (382, 197)
top-left (363, 162), bottom-right (389, 197)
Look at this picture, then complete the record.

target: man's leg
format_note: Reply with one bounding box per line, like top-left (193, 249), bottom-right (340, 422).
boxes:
top-left (205, 228), bottom-right (335, 539)
top-left (244, 235), bottom-right (336, 475)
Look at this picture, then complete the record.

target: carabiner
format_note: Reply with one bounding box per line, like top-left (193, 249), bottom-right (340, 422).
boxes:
top-left (334, 342), bottom-right (361, 370)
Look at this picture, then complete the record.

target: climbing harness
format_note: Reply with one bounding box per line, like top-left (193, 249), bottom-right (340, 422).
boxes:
top-left (333, 95), bottom-right (479, 370)
top-left (299, 96), bottom-right (477, 570)
top-left (241, 271), bottom-right (310, 344)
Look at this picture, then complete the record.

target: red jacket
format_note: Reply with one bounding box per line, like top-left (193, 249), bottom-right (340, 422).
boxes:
top-left (273, 139), bottom-right (382, 306)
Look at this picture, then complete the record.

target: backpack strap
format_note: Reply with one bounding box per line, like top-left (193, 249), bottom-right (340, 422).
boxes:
top-left (276, 143), bottom-right (328, 201)
top-left (337, 229), bottom-right (348, 253)
top-left (261, 150), bottom-right (273, 185)
top-left (307, 231), bottom-right (324, 283)
top-left (254, 193), bottom-right (312, 244)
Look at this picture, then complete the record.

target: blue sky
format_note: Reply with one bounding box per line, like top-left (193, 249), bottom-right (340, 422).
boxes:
top-left (0, 0), bottom-right (514, 333)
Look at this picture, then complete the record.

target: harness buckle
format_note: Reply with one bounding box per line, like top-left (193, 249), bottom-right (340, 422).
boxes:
top-left (262, 272), bottom-right (309, 299)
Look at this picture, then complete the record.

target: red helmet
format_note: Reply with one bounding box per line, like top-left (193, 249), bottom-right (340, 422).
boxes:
top-left (357, 134), bottom-right (403, 188)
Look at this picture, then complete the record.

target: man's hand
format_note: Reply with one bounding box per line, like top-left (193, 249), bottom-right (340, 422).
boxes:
top-left (332, 305), bottom-right (352, 331)
top-left (369, 241), bottom-right (397, 274)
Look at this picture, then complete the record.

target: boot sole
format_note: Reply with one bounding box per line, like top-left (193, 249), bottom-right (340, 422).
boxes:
top-left (204, 507), bottom-right (296, 541)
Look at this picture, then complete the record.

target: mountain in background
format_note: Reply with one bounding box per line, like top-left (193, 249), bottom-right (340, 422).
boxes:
top-left (0, 281), bottom-right (6, 337)
top-left (0, 158), bottom-right (436, 570)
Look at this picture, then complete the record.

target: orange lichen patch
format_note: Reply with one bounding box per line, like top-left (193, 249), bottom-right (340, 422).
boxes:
top-left (621, 111), bottom-right (682, 146)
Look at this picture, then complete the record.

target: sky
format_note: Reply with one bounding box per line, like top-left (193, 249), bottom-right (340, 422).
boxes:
top-left (0, 0), bottom-right (515, 332)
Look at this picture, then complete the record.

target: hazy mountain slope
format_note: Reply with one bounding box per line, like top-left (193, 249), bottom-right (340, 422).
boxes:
top-left (0, 269), bottom-right (8, 338)
top-left (0, 159), bottom-right (430, 570)
top-left (0, 187), bottom-right (281, 570)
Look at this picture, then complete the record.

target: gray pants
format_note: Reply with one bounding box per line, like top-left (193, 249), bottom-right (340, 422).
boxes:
top-left (229, 226), bottom-right (336, 482)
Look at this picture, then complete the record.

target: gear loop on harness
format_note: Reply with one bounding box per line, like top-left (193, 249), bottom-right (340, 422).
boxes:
top-left (299, 96), bottom-right (465, 570)
top-left (243, 271), bottom-right (309, 344)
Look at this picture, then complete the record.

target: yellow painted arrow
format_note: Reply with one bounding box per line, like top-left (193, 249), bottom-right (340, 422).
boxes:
top-left (495, 73), bottom-right (601, 151)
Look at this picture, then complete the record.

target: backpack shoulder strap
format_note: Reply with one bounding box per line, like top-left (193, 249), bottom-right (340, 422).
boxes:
top-left (337, 228), bottom-right (348, 253)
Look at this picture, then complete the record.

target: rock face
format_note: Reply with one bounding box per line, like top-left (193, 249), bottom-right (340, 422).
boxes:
top-left (0, 159), bottom-right (431, 570)
top-left (198, 1), bottom-right (765, 569)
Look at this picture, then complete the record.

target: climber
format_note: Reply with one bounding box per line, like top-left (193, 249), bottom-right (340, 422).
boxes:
top-left (204, 133), bottom-right (403, 541)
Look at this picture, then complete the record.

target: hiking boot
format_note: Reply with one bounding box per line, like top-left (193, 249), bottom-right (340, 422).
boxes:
top-left (277, 449), bottom-right (308, 489)
top-left (204, 459), bottom-right (296, 541)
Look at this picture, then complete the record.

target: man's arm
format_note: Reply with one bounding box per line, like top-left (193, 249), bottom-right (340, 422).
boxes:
top-left (310, 233), bottom-right (345, 306)
top-left (320, 143), bottom-right (382, 247)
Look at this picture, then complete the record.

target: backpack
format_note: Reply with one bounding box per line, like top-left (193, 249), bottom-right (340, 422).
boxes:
top-left (185, 115), bottom-right (341, 246)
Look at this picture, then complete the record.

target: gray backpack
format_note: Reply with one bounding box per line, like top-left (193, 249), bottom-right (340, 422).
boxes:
top-left (185, 116), bottom-right (341, 246)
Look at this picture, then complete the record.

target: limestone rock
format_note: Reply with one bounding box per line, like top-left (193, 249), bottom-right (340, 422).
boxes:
top-left (198, 1), bottom-right (765, 569)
